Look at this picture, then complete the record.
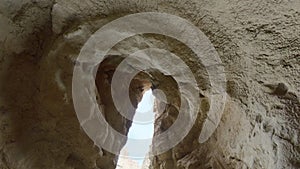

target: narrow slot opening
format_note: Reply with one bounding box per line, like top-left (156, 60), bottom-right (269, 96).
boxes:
top-left (116, 89), bottom-right (155, 169)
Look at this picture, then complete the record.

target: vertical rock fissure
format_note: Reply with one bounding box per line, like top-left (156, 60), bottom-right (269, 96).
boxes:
top-left (116, 89), bottom-right (155, 169)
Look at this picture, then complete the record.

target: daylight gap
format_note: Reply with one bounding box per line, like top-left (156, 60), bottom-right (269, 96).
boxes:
top-left (116, 89), bottom-right (155, 169)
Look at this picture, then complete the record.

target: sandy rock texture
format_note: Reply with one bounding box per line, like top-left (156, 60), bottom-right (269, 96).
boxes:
top-left (0, 0), bottom-right (299, 169)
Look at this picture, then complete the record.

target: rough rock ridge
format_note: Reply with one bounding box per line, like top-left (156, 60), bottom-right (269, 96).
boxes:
top-left (0, 0), bottom-right (299, 169)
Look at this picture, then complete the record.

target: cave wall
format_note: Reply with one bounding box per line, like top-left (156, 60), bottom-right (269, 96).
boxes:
top-left (0, 0), bottom-right (299, 169)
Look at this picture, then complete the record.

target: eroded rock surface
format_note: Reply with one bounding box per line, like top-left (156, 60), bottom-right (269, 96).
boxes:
top-left (0, 0), bottom-right (299, 169)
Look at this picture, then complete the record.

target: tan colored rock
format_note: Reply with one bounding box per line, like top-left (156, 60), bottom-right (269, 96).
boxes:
top-left (0, 0), bottom-right (299, 169)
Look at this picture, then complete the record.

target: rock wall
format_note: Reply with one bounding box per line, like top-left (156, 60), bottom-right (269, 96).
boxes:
top-left (0, 0), bottom-right (299, 169)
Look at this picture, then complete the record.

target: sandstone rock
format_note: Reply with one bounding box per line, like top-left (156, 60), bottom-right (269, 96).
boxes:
top-left (0, 0), bottom-right (299, 169)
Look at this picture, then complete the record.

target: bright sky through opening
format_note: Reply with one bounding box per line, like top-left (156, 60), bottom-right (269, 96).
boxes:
top-left (116, 90), bottom-right (155, 169)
